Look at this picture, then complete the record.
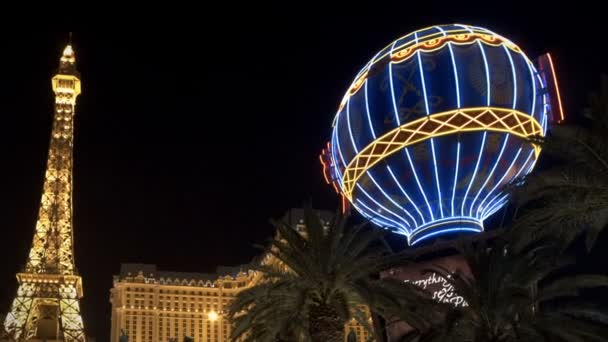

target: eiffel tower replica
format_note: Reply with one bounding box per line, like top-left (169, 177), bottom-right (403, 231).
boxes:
top-left (3, 39), bottom-right (86, 342)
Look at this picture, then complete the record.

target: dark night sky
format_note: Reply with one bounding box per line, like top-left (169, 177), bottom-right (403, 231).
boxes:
top-left (1, 5), bottom-right (607, 341)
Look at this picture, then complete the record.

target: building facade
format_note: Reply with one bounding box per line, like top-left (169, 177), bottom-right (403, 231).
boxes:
top-left (110, 209), bottom-right (372, 342)
top-left (110, 264), bottom-right (255, 342)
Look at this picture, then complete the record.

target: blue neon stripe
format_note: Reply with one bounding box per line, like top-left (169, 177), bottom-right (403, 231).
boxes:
top-left (386, 166), bottom-right (426, 224)
top-left (435, 26), bottom-right (447, 35)
top-left (514, 149), bottom-right (535, 180)
top-left (416, 215), bottom-right (480, 225)
top-left (346, 98), bottom-right (416, 227)
top-left (451, 141), bottom-right (460, 216)
top-left (388, 41), bottom-right (401, 126)
top-left (355, 198), bottom-right (407, 230)
top-left (332, 118), bottom-right (347, 194)
top-left (543, 87), bottom-right (549, 132)
top-left (482, 196), bottom-right (508, 219)
top-left (469, 134), bottom-right (510, 217)
top-left (471, 26), bottom-right (506, 45)
top-left (365, 173), bottom-right (417, 227)
top-left (542, 80), bottom-right (549, 129)
top-left (387, 39), bottom-right (434, 221)
top-left (477, 41), bottom-right (491, 106)
top-left (405, 148), bottom-right (435, 220)
top-left (356, 184), bottom-right (411, 230)
top-left (391, 230), bottom-right (409, 237)
top-left (354, 212), bottom-right (394, 230)
top-left (430, 139), bottom-right (444, 217)
top-left (353, 201), bottom-right (403, 232)
top-left (414, 33), bottom-right (430, 115)
top-left (470, 25), bottom-right (492, 33)
top-left (369, 218), bottom-right (392, 229)
top-left (525, 156), bottom-right (538, 175)
top-left (333, 117), bottom-right (347, 165)
top-left (476, 147), bottom-right (523, 217)
top-left (448, 44), bottom-right (461, 108)
top-left (455, 24), bottom-right (474, 33)
top-left (481, 194), bottom-right (504, 219)
top-left (484, 203), bottom-right (507, 219)
top-left (352, 202), bottom-right (398, 229)
top-left (346, 98), bottom-right (357, 148)
top-left (363, 50), bottom-right (383, 138)
top-left (442, 23), bottom-right (462, 219)
top-left (479, 145), bottom-right (524, 220)
top-left (527, 61), bottom-right (536, 118)
top-left (536, 72), bottom-right (548, 134)
top-left (413, 216), bottom-right (480, 236)
top-left (330, 129), bottom-right (341, 180)
top-left (355, 198), bottom-right (409, 233)
top-left (436, 26), bottom-right (461, 108)
top-left (482, 194), bottom-right (509, 219)
top-left (461, 41), bottom-right (491, 216)
top-left (365, 74), bottom-right (424, 226)
top-left (503, 45), bottom-right (518, 109)
top-left (411, 227), bottom-right (481, 245)
top-left (481, 149), bottom-right (533, 216)
top-left (364, 82), bottom-right (376, 139)
top-left (461, 131), bottom-right (487, 216)
top-left (416, 32), bottom-right (442, 217)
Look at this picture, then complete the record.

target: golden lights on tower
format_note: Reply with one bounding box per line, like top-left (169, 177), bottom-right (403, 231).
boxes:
top-left (3, 40), bottom-right (87, 342)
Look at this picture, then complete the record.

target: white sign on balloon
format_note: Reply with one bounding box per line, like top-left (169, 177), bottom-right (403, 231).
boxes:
top-left (404, 273), bottom-right (468, 308)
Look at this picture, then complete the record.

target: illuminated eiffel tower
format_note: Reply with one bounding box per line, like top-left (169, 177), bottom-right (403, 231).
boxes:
top-left (3, 39), bottom-right (86, 342)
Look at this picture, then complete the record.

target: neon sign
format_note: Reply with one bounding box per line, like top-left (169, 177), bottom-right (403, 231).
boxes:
top-left (322, 24), bottom-right (563, 244)
top-left (404, 273), bottom-right (468, 308)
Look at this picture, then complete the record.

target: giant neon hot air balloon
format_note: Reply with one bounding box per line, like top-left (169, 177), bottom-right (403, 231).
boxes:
top-left (320, 24), bottom-right (563, 245)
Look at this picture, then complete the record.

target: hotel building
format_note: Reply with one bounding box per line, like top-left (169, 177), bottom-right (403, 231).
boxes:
top-left (109, 209), bottom-right (372, 342)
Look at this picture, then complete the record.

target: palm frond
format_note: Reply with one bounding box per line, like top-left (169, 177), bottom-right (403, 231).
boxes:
top-left (380, 237), bottom-right (608, 341)
top-left (229, 206), bottom-right (390, 341)
top-left (506, 77), bottom-right (608, 251)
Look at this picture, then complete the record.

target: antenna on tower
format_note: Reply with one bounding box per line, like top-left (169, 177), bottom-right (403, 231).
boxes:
top-left (68, 32), bottom-right (73, 45)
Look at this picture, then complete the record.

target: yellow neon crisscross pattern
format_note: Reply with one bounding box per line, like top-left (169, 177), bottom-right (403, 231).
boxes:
top-left (341, 107), bottom-right (543, 200)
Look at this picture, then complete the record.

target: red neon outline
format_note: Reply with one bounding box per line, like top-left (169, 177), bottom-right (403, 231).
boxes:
top-left (332, 182), bottom-right (340, 194)
top-left (547, 53), bottom-right (565, 123)
top-left (319, 153), bottom-right (331, 184)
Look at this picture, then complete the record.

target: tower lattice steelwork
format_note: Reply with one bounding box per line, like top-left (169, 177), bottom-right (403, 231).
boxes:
top-left (3, 42), bottom-right (86, 342)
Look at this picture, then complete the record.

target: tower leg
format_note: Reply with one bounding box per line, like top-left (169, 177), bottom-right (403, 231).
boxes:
top-left (4, 282), bottom-right (86, 342)
top-left (59, 285), bottom-right (86, 342)
top-left (4, 283), bottom-right (39, 341)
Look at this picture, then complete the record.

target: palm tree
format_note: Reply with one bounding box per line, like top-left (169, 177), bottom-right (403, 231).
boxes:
top-left (227, 205), bottom-right (389, 342)
top-left (510, 75), bottom-right (608, 252)
top-left (388, 237), bottom-right (608, 341)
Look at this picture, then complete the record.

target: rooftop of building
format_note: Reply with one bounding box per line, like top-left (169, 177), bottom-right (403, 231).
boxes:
top-left (117, 263), bottom-right (254, 282)
top-left (114, 208), bottom-right (336, 285)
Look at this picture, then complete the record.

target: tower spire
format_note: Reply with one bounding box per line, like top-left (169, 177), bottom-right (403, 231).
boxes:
top-left (59, 35), bottom-right (78, 76)
top-left (4, 39), bottom-right (86, 342)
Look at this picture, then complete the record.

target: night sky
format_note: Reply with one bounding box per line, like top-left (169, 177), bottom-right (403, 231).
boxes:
top-left (1, 6), bottom-right (607, 341)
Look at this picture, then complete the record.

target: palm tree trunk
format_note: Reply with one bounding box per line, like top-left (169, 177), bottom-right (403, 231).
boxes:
top-left (309, 304), bottom-right (344, 342)
top-left (371, 312), bottom-right (387, 342)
